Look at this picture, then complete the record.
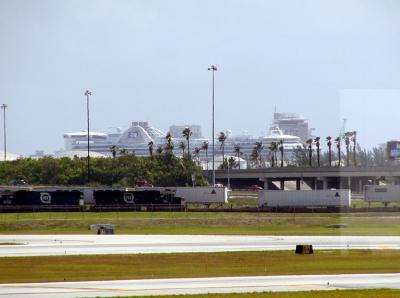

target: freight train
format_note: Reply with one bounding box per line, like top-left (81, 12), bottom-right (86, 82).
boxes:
top-left (0, 187), bottom-right (184, 211)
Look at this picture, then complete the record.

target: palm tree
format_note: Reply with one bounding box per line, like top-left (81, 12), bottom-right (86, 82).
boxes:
top-left (201, 141), bottom-right (209, 170)
top-left (278, 140), bottom-right (284, 167)
top-left (352, 131), bottom-right (357, 166)
top-left (326, 136), bottom-right (332, 167)
top-left (147, 141), bottom-right (154, 157)
top-left (178, 141), bottom-right (186, 157)
top-left (193, 147), bottom-right (201, 165)
top-left (314, 137), bottom-right (321, 167)
top-left (218, 132), bottom-right (227, 169)
top-left (110, 145), bottom-right (118, 159)
top-left (306, 138), bottom-right (313, 167)
top-left (344, 132), bottom-right (351, 167)
top-left (335, 137), bottom-right (341, 167)
top-left (182, 127), bottom-right (192, 158)
top-left (255, 142), bottom-right (263, 167)
top-left (156, 146), bottom-right (163, 155)
top-left (251, 143), bottom-right (262, 168)
top-left (165, 132), bottom-right (174, 155)
top-left (110, 145), bottom-right (118, 186)
top-left (268, 142), bottom-right (277, 168)
top-left (228, 156), bottom-right (236, 169)
top-left (233, 144), bottom-right (243, 169)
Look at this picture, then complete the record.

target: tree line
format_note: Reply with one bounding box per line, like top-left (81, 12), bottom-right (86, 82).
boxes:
top-left (155, 127), bottom-right (387, 170)
top-left (218, 131), bottom-right (392, 169)
top-left (0, 153), bottom-right (207, 186)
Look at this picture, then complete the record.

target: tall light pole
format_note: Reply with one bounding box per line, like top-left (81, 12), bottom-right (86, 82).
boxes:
top-left (208, 65), bottom-right (217, 186)
top-left (1, 104), bottom-right (7, 161)
top-left (84, 90), bottom-right (91, 183)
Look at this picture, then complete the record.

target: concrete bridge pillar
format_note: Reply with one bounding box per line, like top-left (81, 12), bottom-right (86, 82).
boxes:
top-left (310, 179), bottom-right (317, 190)
top-left (264, 179), bottom-right (269, 190)
top-left (296, 179), bottom-right (301, 190)
top-left (280, 180), bottom-right (285, 190)
top-left (322, 178), bottom-right (328, 190)
top-left (339, 178), bottom-right (344, 189)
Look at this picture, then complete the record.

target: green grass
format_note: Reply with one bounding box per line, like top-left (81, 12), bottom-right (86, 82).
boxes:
top-left (0, 211), bottom-right (399, 235)
top-left (1, 250), bottom-right (400, 283)
top-left (104, 289), bottom-right (400, 298)
top-left (350, 200), bottom-right (400, 208)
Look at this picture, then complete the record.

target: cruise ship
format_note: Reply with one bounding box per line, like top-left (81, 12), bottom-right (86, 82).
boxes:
top-left (222, 126), bottom-right (303, 165)
top-left (62, 119), bottom-right (304, 169)
top-left (63, 121), bottom-right (208, 157)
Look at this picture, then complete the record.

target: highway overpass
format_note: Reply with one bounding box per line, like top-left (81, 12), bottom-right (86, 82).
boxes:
top-left (209, 166), bottom-right (400, 192)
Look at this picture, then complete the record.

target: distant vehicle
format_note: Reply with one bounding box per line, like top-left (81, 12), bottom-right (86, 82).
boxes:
top-left (135, 180), bottom-right (154, 187)
top-left (214, 183), bottom-right (224, 188)
top-left (9, 179), bottom-right (27, 186)
top-left (247, 185), bottom-right (263, 191)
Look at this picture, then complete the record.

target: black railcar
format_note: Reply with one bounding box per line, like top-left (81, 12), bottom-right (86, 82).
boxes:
top-left (93, 190), bottom-right (135, 205)
top-left (0, 190), bottom-right (82, 205)
top-left (94, 189), bottom-right (182, 205)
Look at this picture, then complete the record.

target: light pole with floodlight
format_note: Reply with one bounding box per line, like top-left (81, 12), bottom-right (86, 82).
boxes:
top-left (84, 90), bottom-right (91, 183)
top-left (208, 65), bottom-right (217, 186)
top-left (1, 104), bottom-right (7, 161)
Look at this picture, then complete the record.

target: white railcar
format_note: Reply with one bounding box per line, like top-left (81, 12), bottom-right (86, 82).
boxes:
top-left (174, 186), bottom-right (228, 204)
top-left (259, 190), bottom-right (351, 207)
top-left (364, 185), bottom-right (400, 202)
top-left (135, 186), bottom-right (228, 204)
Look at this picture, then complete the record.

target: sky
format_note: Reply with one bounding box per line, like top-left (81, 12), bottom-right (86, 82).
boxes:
top-left (0, 0), bottom-right (400, 155)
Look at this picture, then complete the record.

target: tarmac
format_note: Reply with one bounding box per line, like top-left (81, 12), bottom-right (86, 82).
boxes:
top-left (1, 234), bottom-right (400, 257)
top-left (1, 273), bottom-right (400, 297)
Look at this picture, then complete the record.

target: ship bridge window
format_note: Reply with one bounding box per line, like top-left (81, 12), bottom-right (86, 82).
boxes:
top-left (128, 132), bottom-right (139, 138)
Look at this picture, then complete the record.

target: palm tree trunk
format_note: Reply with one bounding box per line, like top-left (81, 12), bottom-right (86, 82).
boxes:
top-left (222, 145), bottom-right (225, 169)
top-left (317, 146), bottom-right (320, 167)
top-left (206, 149), bottom-right (208, 170)
top-left (353, 140), bottom-right (357, 167)
top-left (328, 146), bottom-right (331, 167)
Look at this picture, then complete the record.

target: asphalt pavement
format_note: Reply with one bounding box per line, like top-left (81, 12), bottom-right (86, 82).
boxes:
top-left (1, 273), bottom-right (400, 297)
top-left (1, 235), bottom-right (400, 257)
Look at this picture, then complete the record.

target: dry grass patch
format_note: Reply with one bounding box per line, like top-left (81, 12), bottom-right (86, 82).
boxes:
top-left (0, 212), bottom-right (400, 235)
top-left (1, 250), bottom-right (400, 283)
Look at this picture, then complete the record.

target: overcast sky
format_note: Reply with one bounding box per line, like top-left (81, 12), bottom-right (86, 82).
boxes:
top-left (1, 0), bottom-right (400, 155)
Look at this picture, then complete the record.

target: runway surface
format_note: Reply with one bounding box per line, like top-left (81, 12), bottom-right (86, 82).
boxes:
top-left (0, 235), bottom-right (400, 257)
top-left (1, 273), bottom-right (400, 297)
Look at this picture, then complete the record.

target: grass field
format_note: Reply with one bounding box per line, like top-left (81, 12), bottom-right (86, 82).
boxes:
top-left (106, 289), bottom-right (400, 298)
top-left (0, 211), bottom-right (399, 235)
top-left (1, 250), bottom-right (400, 283)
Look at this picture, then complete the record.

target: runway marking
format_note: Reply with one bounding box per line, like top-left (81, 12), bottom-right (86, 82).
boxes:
top-left (0, 282), bottom-right (360, 295)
